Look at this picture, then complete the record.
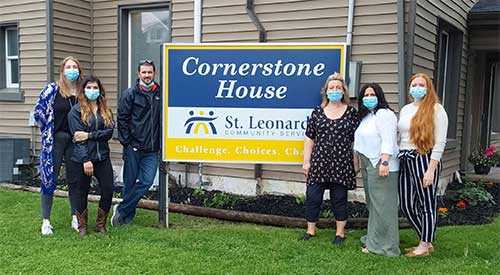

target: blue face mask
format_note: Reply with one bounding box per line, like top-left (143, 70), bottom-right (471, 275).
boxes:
top-left (410, 86), bottom-right (427, 101)
top-left (362, 96), bottom-right (378, 110)
top-left (327, 90), bottom-right (343, 102)
top-left (84, 88), bottom-right (100, 101)
top-left (64, 69), bottom-right (80, 82)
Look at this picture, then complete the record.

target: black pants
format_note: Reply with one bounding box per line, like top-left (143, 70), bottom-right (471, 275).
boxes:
top-left (305, 182), bottom-right (348, 222)
top-left (41, 131), bottom-right (78, 219)
top-left (75, 158), bottom-right (114, 213)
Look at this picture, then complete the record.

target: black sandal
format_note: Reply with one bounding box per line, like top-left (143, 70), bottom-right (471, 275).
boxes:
top-left (332, 235), bottom-right (346, 246)
top-left (299, 232), bottom-right (315, 241)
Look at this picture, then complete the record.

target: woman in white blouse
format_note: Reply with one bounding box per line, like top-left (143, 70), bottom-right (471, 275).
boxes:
top-left (354, 83), bottom-right (400, 256)
top-left (398, 73), bottom-right (448, 257)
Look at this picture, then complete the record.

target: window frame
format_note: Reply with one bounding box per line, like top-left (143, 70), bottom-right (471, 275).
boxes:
top-left (5, 26), bottom-right (19, 89)
top-left (0, 22), bottom-right (22, 102)
top-left (118, 3), bottom-right (171, 97)
top-left (434, 18), bottom-right (464, 144)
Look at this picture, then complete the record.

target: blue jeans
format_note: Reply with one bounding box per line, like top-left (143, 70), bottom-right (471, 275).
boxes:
top-left (117, 146), bottom-right (159, 224)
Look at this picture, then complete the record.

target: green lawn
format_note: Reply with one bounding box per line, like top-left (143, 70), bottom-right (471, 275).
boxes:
top-left (0, 187), bottom-right (498, 274)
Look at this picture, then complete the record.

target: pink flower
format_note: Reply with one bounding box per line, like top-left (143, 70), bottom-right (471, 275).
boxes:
top-left (485, 145), bottom-right (496, 157)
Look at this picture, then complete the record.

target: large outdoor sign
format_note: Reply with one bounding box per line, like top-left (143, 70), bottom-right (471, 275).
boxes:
top-left (162, 43), bottom-right (346, 164)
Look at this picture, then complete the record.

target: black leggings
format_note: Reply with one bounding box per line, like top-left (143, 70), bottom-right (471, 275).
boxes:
top-left (305, 182), bottom-right (348, 222)
top-left (75, 158), bottom-right (114, 213)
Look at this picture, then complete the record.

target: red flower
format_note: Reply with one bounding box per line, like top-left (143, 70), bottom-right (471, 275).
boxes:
top-left (485, 145), bottom-right (496, 157)
top-left (456, 199), bottom-right (468, 209)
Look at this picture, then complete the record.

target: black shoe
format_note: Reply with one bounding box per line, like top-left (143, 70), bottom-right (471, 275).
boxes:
top-left (332, 235), bottom-right (345, 246)
top-left (299, 232), bottom-right (315, 241)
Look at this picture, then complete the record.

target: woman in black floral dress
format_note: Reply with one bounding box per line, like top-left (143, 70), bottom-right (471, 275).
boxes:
top-left (301, 73), bottom-right (360, 245)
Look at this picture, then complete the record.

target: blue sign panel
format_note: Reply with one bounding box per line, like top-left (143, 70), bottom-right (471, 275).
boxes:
top-left (166, 45), bottom-right (345, 109)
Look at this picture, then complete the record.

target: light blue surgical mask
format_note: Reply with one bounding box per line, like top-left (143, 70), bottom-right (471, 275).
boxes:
top-left (410, 86), bottom-right (427, 101)
top-left (84, 88), bottom-right (100, 101)
top-left (362, 96), bottom-right (378, 110)
top-left (327, 90), bottom-right (343, 102)
top-left (64, 69), bottom-right (80, 82)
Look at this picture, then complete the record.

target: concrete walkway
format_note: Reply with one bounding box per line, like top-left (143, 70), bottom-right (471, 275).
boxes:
top-left (466, 167), bottom-right (500, 183)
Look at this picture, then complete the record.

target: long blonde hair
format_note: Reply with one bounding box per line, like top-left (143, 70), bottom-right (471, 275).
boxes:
top-left (57, 56), bottom-right (82, 98)
top-left (320, 72), bottom-right (350, 107)
top-left (78, 75), bottom-right (114, 127)
top-left (409, 73), bottom-right (439, 154)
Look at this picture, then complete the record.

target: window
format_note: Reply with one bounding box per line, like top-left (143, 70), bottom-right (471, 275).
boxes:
top-left (5, 27), bottom-right (19, 88)
top-left (0, 25), bottom-right (19, 90)
top-left (435, 19), bottom-right (463, 140)
top-left (119, 5), bottom-right (171, 93)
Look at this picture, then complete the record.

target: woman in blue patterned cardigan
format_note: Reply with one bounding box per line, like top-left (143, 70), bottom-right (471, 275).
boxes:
top-left (33, 56), bottom-right (82, 235)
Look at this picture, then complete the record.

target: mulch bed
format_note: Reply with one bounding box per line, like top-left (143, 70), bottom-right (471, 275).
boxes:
top-left (10, 173), bottom-right (499, 226)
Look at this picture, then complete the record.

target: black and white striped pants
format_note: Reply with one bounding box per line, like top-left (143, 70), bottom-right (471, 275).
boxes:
top-left (398, 150), bottom-right (442, 243)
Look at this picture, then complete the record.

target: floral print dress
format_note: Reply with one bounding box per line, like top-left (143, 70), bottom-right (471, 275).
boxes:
top-left (305, 105), bottom-right (360, 190)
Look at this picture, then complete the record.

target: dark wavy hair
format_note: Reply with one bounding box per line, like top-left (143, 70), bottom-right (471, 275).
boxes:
top-left (357, 83), bottom-right (393, 119)
top-left (78, 75), bottom-right (114, 127)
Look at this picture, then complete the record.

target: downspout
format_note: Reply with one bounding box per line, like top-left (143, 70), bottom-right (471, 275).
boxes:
top-left (397, 0), bottom-right (407, 109)
top-left (407, 0), bottom-right (417, 83)
top-left (346, 0), bottom-right (355, 97)
top-left (194, 0), bottom-right (202, 43)
top-left (346, 0), bottom-right (354, 48)
top-left (246, 0), bottom-right (266, 42)
top-left (246, 0), bottom-right (266, 193)
top-left (46, 0), bottom-right (54, 82)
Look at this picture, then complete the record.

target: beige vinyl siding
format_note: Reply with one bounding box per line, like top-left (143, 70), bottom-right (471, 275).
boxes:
top-left (172, 0), bottom-right (193, 42)
top-left (412, 0), bottom-right (478, 181)
top-left (0, 0), bottom-right (47, 139)
top-left (192, 0), bottom-right (399, 184)
top-left (53, 0), bottom-right (92, 78)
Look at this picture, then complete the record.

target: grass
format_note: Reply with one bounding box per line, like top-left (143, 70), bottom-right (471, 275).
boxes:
top-left (0, 187), bottom-right (499, 274)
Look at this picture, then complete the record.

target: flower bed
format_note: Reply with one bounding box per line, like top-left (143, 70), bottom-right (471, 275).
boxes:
top-left (8, 167), bottom-right (498, 226)
top-left (437, 177), bottom-right (497, 225)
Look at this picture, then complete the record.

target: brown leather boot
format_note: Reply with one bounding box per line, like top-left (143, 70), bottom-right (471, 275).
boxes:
top-left (95, 208), bottom-right (109, 233)
top-left (76, 209), bottom-right (88, 237)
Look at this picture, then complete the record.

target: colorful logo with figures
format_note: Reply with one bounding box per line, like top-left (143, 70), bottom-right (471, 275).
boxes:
top-left (184, 110), bottom-right (218, 135)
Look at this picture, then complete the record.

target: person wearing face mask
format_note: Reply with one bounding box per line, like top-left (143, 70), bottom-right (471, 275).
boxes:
top-left (353, 83), bottom-right (400, 256)
top-left (111, 60), bottom-right (161, 227)
top-left (398, 73), bottom-right (448, 257)
top-left (33, 56), bottom-right (82, 235)
top-left (68, 75), bottom-right (115, 236)
top-left (300, 73), bottom-right (360, 245)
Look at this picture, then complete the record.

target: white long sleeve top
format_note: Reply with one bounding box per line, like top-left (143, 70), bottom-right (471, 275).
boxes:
top-left (354, 108), bottom-right (399, 172)
top-left (398, 102), bottom-right (449, 161)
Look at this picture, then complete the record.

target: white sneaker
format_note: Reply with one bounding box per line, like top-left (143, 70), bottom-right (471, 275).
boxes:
top-left (41, 220), bottom-right (53, 236)
top-left (111, 204), bottom-right (119, 227)
top-left (71, 215), bottom-right (79, 232)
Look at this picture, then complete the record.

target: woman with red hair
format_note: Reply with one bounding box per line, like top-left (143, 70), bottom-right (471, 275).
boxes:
top-left (398, 73), bottom-right (448, 257)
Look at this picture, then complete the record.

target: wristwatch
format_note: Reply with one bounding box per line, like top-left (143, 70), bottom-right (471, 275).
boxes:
top-left (381, 160), bottom-right (389, 166)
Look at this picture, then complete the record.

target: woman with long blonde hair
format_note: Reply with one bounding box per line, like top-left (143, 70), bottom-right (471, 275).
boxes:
top-left (33, 56), bottom-right (82, 235)
top-left (300, 73), bottom-right (360, 245)
top-left (398, 73), bottom-right (448, 257)
top-left (68, 75), bottom-right (114, 236)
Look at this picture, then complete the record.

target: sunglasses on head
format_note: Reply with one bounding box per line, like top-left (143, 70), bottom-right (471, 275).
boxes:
top-left (139, 59), bottom-right (154, 66)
